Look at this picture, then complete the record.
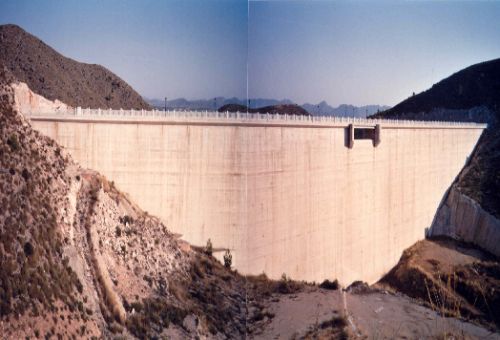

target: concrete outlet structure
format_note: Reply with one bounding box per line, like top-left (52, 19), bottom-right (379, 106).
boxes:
top-left (28, 110), bottom-right (486, 285)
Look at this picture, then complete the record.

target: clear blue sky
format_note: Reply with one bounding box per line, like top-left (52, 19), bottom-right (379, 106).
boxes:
top-left (0, 0), bottom-right (248, 100)
top-left (1, 0), bottom-right (500, 106)
top-left (249, 0), bottom-right (500, 106)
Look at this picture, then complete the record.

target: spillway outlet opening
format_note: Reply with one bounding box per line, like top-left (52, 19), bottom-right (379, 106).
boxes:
top-left (347, 124), bottom-right (381, 148)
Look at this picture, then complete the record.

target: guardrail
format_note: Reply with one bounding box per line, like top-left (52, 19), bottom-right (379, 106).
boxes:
top-left (24, 107), bottom-right (488, 128)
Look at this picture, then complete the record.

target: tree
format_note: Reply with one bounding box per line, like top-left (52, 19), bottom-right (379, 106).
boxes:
top-left (205, 238), bottom-right (213, 256)
top-left (223, 249), bottom-right (232, 269)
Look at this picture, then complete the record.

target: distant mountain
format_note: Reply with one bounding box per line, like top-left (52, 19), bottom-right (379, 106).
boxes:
top-left (0, 24), bottom-right (150, 109)
top-left (145, 97), bottom-right (296, 111)
top-left (302, 101), bottom-right (390, 118)
top-left (218, 103), bottom-right (310, 116)
top-left (371, 58), bottom-right (500, 218)
top-left (146, 97), bottom-right (388, 117)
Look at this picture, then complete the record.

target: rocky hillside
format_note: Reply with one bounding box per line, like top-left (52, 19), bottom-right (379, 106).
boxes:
top-left (371, 58), bottom-right (500, 121)
top-left (371, 58), bottom-right (500, 219)
top-left (0, 24), bottom-right (150, 110)
top-left (218, 103), bottom-right (310, 116)
top-left (0, 67), bottom-right (238, 339)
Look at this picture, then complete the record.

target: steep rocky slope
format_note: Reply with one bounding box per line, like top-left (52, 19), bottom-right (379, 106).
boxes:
top-left (0, 24), bottom-right (150, 110)
top-left (0, 67), bottom-right (239, 339)
top-left (371, 58), bottom-right (500, 219)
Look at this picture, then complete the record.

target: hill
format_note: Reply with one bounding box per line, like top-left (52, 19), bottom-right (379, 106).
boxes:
top-left (302, 102), bottom-right (390, 118)
top-left (0, 24), bottom-right (150, 110)
top-left (218, 103), bottom-right (310, 116)
top-left (371, 58), bottom-right (500, 218)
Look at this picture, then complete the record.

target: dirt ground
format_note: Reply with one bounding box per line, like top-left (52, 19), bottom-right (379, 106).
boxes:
top-left (251, 237), bottom-right (500, 339)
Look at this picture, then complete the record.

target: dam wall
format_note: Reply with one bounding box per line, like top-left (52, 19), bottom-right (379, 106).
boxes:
top-left (28, 110), bottom-right (486, 285)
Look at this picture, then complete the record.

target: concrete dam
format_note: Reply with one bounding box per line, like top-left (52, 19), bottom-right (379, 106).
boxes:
top-left (28, 109), bottom-right (486, 285)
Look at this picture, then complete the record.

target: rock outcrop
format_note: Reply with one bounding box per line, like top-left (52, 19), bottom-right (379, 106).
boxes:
top-left (430, 187), bottom-right (500, 257)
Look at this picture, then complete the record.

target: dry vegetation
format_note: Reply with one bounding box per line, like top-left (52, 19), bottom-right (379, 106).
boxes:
top-left (379, 237), bottom-right (500, 332)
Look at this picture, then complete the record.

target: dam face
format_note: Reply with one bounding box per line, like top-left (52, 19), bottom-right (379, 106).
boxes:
top-left (29, 110), bottom-right (486, 285)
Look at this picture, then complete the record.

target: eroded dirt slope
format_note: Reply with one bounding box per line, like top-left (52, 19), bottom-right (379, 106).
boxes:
top-left (378, 237), bottom-right (500, 332)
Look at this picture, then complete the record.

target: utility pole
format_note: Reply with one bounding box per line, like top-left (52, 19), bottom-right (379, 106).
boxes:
top-left (164, 97), bottom-right (167, 111)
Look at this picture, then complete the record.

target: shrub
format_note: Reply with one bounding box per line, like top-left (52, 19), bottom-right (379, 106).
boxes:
top-left (119, 215), bottom-right (134, 225)
top-left (23, 242), bottom-right (34, 257)
top-left (205, 239), bottom-right (213, 256)
top-left (21, 169), bottom-right (30, 181)
top-left (7, 135), bottom-right (20, 151)
top-left (319, 279), bottom-right (339, 290)
top-left (223, 249), bottom-right (232, 269)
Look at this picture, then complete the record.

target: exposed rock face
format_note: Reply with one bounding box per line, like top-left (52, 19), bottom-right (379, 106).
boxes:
top-left (11, 82), bottom-right (72, 114)
top-left (430, 187), bottom-right (500, 257)
top-left (0, 24), bottom-right (151, 110)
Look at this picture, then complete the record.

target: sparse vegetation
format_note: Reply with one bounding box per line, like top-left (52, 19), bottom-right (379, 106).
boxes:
top-left (223, 249), bottom-right (232, 269)
top-left (301, 315), bottom-right (349, 340)
top-left (380, 238), bottom-right (500, 330)
top-left (7, 134), bottom-right (19, 151)
top-left (319, 279), bottom-right (339, 290)
top-left (205, 238), bottom-right (213, 256)
top-left (126, 298), bottom-right (188, 339)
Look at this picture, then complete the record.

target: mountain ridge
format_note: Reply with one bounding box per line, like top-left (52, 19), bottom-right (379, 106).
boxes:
top-left (371, 58), bottom-right (500, 218)
top-left (0, 24), bottom-right (150, 110)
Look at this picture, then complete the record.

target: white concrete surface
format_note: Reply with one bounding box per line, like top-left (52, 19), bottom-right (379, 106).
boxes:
top-left (28, 113), bottom-right (485, 285)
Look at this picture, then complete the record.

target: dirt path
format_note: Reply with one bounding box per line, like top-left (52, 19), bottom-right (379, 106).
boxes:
top-left (250, 289), bottom-right (343, 339)
top-left (253, 286), bottom-right (499, 339)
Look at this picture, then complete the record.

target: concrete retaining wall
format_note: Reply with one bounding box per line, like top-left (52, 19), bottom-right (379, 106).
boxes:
top-left (28, 113), bottom-right (485, 285)
top-left (430, 187), bottom-right (500, 257)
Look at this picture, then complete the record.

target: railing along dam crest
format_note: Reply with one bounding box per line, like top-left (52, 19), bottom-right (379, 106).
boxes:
top-left (27, 106), bottom-right (487, 128)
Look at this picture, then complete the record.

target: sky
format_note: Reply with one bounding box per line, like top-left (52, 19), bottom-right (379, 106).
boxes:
top-left (249, 0), bottom-right (500, 106)
top-left (1, 0), bottom-right (500, 106)
top-left (0, 0), bottom-right (248, 101)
